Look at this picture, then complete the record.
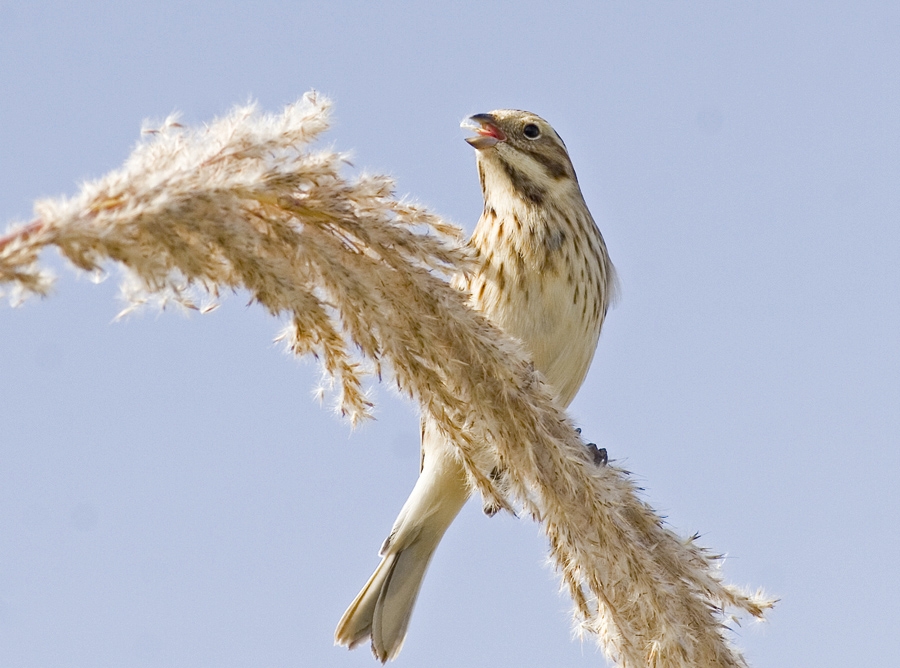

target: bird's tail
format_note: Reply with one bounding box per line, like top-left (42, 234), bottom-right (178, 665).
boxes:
top-left (335, 532), bottom-right (440, 662)
top-left (335, 433), bottom-right (470, 662)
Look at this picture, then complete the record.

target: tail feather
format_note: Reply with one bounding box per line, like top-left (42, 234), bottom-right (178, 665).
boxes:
top-left (335, 552), bottom-right (396, 650)
top-left (335, 539), bottom-right (437, 662)
top-left (336, 425), bottom-right (470, 661)
top-left (371, 541), bottom-right (435, 661)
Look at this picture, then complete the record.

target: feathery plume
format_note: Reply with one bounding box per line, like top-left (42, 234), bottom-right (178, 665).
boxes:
top-left (0, 93), bottom-right (773, 667)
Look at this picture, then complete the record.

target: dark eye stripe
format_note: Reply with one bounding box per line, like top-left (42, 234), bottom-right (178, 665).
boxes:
top-left (520, 143), bottom-right (571, 180)
top-left (534, 153), bottom-right (569, 180)
top-left (500, 159), bottom-right (547, 205)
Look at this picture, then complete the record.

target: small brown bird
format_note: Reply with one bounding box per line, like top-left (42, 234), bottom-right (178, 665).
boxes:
top-left (335, 110), bottom-right (617, 662)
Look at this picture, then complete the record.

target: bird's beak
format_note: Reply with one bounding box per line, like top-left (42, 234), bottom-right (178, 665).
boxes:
top-left (461, 113), bottom-right (507, 150)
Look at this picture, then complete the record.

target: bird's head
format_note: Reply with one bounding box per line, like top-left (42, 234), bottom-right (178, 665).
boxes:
top-left (461, 110), bottom-right (578, 206)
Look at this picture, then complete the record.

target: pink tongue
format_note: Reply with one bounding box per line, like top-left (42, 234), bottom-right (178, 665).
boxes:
top-left (481, 124), bottom-right (506, 141)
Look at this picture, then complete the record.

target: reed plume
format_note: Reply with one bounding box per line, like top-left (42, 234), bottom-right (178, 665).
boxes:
top-left (0, 92), bottom-right (773, 667)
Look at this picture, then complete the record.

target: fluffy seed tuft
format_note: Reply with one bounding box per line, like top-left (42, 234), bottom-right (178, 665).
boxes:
top-left (0, 94), bottom-right (773, 667)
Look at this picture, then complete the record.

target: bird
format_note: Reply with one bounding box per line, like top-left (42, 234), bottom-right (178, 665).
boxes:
top-left (334, 109), bottom-right (617, 662)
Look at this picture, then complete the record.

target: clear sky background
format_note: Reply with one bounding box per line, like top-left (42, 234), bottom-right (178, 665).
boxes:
top-left (2, 2), bottom-right (898, 666)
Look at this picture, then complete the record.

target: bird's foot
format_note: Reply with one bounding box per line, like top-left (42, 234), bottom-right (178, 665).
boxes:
top-left (482, 501), bottom-right (502, 517)
top-left (575, 428), bottom-right (608, 466)
top-left (483, 466), bottom-right (508, 517)
top-left (586, 443), bottom-right (608, 466)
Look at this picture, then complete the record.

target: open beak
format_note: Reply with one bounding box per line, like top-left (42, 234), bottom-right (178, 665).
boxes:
top-left (461, 113), bottom-right (507, 150)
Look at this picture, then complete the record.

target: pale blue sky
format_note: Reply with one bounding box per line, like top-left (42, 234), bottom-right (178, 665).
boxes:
top-left (2, 2), bottom-right (899, 666)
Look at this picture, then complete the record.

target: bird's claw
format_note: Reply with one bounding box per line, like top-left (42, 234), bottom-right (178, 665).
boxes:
top-left (482, 501), bottom-right (501, 517)
top-left (575, 428), bottom-right (607, 466)
top-left (586, 443), bottom-right (608, 466)
top-left (483, 466), bottom-right (506, 516)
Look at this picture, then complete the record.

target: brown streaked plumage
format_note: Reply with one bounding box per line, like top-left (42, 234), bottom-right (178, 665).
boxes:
top-left (335, 109), bottom-right (616, 662)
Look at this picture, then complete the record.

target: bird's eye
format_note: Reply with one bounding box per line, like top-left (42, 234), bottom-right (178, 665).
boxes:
top-left (523, 123), bottom-right (541, 139)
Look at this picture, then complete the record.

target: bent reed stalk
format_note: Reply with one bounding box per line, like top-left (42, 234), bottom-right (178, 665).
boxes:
top-left (0, 93), bottom-right (774, 667)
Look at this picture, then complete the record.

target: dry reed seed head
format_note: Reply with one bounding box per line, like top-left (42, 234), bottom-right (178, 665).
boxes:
top-left (0, 93), bottom-right (774, 668)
